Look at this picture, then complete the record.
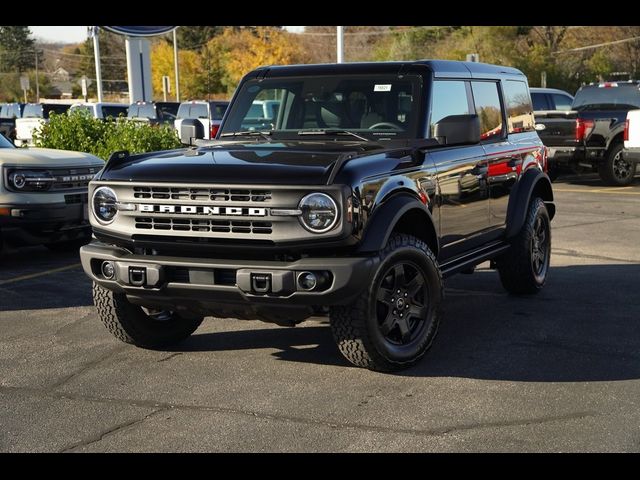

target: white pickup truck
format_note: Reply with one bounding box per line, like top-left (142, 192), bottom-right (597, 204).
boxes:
top-left (623, 109), bottom-right (640, 179)
top-left (15, 103), bottom-right (72, 146)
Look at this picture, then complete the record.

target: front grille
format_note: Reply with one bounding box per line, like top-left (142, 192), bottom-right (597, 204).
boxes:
top-left (133, 186), bottom-right (271, 202)
top-left (134, 217), bottom-right (273, 234)
top-left (51, 166), bottom-right (100, 191)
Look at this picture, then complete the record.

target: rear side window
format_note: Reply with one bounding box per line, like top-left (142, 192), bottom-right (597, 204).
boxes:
top-left (430, 80), bottom-right (469, 137)
top-left (471, 81), bottom-right (503, 140)
top-left (213, 104), bottom-right (227, 120)
top-left (503, 80), bottom-right (535, 134)
top-left (551, 94), bottom-right (572, 111)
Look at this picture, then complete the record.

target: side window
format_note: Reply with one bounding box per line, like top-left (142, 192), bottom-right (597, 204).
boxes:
top-left (551, 93), bottom-right (572, 111)
top-left (430, 80), bottom-right (469, 137)
top-left (471, 81), bottom-right (503, 141)
top-left (503, 80), bottom-right (535, 134)
top-left (531, 92), bottom-right (550, 111)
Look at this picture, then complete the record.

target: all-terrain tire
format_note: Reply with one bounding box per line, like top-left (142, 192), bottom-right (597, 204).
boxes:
top-left (496, 197), bottom-right (551, 295)
top-left (92, 282), bottom-right (203, 348)
top-left (598, 142), bottom-right (636, 186)
top-left (329, 233), bottom-right (443, 372)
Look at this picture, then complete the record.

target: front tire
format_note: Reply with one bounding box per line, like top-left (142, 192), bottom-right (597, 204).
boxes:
top-left (92, 282), bottom-right (203, 348)
top-left (496, 197), bottom-right (551, 294)
top-left (598, 142), bottom-right (636, 186)
top-left (329, 234), bottom-right (443, 372)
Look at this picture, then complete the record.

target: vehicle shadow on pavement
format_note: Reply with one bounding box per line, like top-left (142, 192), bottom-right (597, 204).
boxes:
top-left (174, 324), bottom-right (351, 368)
top-left (176, 263), bottom-right (640, 381)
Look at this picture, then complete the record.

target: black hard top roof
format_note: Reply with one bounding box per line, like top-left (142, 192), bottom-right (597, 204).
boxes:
top-left (247, 60), bottom-right (525, 80)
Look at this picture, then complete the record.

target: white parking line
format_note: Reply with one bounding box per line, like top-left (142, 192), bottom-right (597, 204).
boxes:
top-left (0, 263), bottom-right (82, 286)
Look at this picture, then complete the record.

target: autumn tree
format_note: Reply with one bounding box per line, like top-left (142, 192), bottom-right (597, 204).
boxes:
top-left (206, 27), bottom-right (306, 95)
top-left (150, 41), bottom-right (203, 100)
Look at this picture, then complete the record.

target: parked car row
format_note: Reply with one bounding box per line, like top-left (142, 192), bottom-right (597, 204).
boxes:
top-left (532, 82), bottom-right (640, 185)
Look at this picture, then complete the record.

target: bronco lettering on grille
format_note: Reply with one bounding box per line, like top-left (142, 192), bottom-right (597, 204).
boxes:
top-left (138, 204), bottom-right (267, 216)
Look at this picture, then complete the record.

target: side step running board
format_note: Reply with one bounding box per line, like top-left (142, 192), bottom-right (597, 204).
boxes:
top-left (440, 241), bottom-right (510, 279)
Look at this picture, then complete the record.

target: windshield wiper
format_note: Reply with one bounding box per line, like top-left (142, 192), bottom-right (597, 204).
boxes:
top-left (297, 129), bottom-right (371, 142)
top-left (220, 130), bottom-right (273, 141)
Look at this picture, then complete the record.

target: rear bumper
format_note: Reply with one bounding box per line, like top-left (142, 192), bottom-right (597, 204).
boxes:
top-left (547, 146), bottom-right (607, 169)
top-left (0, 201), bottom-right (91, 246)
top-left (622, 147), bottom-right (640, 163)
top-left (80, 241), bottom-right (379, 312)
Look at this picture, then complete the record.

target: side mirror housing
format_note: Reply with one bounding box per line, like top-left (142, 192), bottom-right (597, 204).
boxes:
top-left (180, 119), bottom-right (205, 146)
top-left (433, 114), bottom-right (481, 146)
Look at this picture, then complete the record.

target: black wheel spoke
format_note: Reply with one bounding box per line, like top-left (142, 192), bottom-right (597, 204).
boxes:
top-left (396, 317), bottom-right (411, 342)
top-left (408, 304), bottom-right (427, 320)
top-left (377, 287), bottom-right (394, 305)
top-left (392, 265), bottom-right (405, 291)
top-left (405, 275), bottom-right (424, 299)
top-left (379, 311), bottom-right (395, 335)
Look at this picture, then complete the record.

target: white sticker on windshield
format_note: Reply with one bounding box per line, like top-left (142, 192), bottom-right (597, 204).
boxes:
top-left (374, 84), bottom-right (392, 92)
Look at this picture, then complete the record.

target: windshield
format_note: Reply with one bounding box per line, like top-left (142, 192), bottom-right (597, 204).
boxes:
top-left (23, 104), bottom-right (43, 118)
top-left (0, 132), bottom-right (15, 148)
top-left (572, 85), bottom-right (640, 111)
top-left (220, 74), bottom-right (423, 140)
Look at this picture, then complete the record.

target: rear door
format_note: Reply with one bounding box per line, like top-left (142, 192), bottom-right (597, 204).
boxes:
top-left (470, 80), bottom-right (519, 234)
top-left (429, 79), bottom-right (491, 259)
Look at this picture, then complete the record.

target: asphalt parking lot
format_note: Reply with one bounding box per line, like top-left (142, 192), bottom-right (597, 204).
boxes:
top-left (1, 173), bottom-right (640, 452)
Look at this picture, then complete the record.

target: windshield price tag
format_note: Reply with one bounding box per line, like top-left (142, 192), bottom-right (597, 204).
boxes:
top-left (374, 84), bottom-right (392, 92)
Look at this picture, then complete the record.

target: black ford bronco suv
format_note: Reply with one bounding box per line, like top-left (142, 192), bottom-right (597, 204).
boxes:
top-left (81, 60), bottom-right (555, 371)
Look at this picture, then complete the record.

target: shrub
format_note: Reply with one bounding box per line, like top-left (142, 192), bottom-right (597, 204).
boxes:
top-left (32, 110), bottom-right (182, 161)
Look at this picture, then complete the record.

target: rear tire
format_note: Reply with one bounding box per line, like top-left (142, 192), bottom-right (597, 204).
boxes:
top-left (598, 142), bottom-right (635, 186)
top-left (496, 197), bottom-right (551, 294)
top-left (92, 282), bottom-right (203, 348)
top-left (329, 233), bottom-right (443, 372)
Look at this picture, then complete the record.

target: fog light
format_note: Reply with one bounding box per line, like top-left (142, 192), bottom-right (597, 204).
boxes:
top-left (297, 271), bottom-right (317, 291)
top-left (101, 261), bottom-right (115, 280)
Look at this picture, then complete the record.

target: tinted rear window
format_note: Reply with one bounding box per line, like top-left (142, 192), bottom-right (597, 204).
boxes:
top-left (572, 85), bottom-right (640, 111)
top-left (531, 92), bottom-right (549, 111)
top-left (23, 104), bottom-right (43, 118)
top-left (43, 104), bottom-right (70, 119)
top-left (102, 105), bottom-right (128, 118)
top-left (177, 104), bottom-right (209, 119)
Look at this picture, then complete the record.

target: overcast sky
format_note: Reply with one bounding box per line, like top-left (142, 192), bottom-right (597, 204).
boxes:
top-left (29, 26), bottom-right (305, 44)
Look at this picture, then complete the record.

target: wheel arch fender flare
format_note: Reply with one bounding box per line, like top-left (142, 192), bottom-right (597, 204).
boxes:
top-left (505, 168), bottom-right (555, 239)
top-left (357, 193), bottom-right (439, 256)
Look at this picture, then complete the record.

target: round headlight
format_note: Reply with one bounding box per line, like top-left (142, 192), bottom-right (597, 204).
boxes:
top-left (298, 193), bottom-right (338, 233)
top-left (92, 186), bottom-right (118, 224)
top-left (11, 173), bottom-right (26, 189)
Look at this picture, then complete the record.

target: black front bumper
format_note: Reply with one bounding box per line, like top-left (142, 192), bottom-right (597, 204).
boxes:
top-left (80, 241), bottom-right (379, 317)
top-left (0, 200), bottom-right (91, 246)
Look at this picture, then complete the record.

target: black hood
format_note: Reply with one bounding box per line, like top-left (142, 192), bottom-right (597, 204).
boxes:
top-left (99, 141), bottom-right (385, 185)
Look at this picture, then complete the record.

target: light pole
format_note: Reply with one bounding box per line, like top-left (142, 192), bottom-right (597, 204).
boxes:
top-left (173, 28), bottom-right (180, 102)
top-left (89, 26), bottom-right (104, 102)
top-left (337, 26), bottom-right (344, 63)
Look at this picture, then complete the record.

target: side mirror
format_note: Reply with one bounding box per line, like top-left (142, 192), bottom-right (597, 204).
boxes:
top-left (433, 114), bottom-right (481, 146)
top-left (180, 119), bottom-right (205, 146)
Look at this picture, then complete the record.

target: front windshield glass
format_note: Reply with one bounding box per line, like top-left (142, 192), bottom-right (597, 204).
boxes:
top-left (220, 74), bottom-right (423, 140)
